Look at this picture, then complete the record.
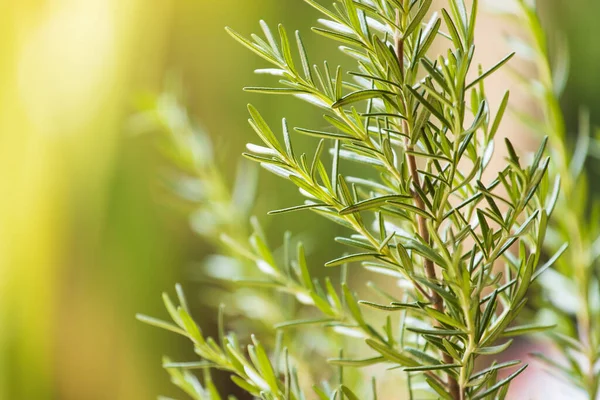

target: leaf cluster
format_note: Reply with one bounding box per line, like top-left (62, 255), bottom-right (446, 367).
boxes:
top-left (504, 1), bottom-right (600, 397)
top-left (138, 1), bottom-right (564, 399)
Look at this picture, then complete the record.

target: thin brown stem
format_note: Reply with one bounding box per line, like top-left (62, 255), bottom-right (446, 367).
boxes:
top-left (404, 135), bottom-right (459, 399)
top-left (395, 7), bottom-right (460, 399)
top-left (403, 136), bottom-right (440, 305)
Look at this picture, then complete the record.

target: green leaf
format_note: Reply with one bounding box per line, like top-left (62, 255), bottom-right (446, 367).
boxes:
top-left (347, 71), bottom-right (403, 89)
top-left (474, 339), bottom-right (513, 355)
top-left (324, 114), bottom-right (356, 135)
top-left (304, 0), bottom-right (344, 23)
top-left (403, 363), bottom-right (461, 372)
top-left (469, 360), bottom-right (521, 381)
top-left (310, 138), bottom-right (326, 179)
top-left (230, 279), bottom-right (282, 289)
top-left (297, 242), bottom-right (313, 289)
top-left (472, 364), bottom-right (527, 400)
top-left (548, 332), bottom-right (585, 352)
top-left (332, 89), bottom-right (397, 109)
top-left (364, 339), bottom-right (419, 367)
top-left (502, 324), bottom-right (556, 338)
top-left (342, 283), bottom-right (367, 328)
top-left (478, 289), bottom-right (498, 340)
top-left (226, 27), bottom-right (280, 66)
top-left (175, 284), bottom-right (190, 314)
top-left (325, 277), bottom-right (343, 311)
top-left (406, 149), bottom-right (452, 163)
top-left (426, 377), bottom-right (454, 400)
top-left (275, 317), bottom-right (336, 329)
top-left (339, 194), bottom-right (412, 214)
top-left (406, 346), bottom-right (455, 366)
top-left (335, 236), bottom-right (375, 251)
top-left (268, 203), bottom-right (331, 215)
top-left (407, 327), bottom-right (465, 336)
top-left (441, 9), bottom-right (463, 50)
top-left (328, 357), bottom-right (385, 367)
top-left (378, 231), bottom-right (396, 252)
top-left (443, 338), bottom-right (463, 361)
top-left (278, 24), bottom-right (297, 75)
top-left (260, 20), bottom-right (281, 57)
top-left (466, 53), bottom-right (515, 90)
top-left (341, 385), bottom-right (361, 400)
top-left (335, 65), bottom-right (343, 100)
top-left (162, 361), bottom-right (215, 369)
top-left (247, 104), bottom-right (284, 154)
top-left (490, 91), bottom-right (510, 140)
top-left (178, 308), bottom-right (204, 345)
top-left (163, 292), bottom-right (182, 327)
top-left (386, 200), bottom-right (436, 221)
top-left (312, 27), bottom-right (363, 47)
top-left (136, 314), bottom-right (187, 336)
top-left (404, 0), bottom-right (433, 38)
top-left (244, 87), bottom-right (308, 95)
top-left (403, 239), bottom-right (448, 269)
top-left (295, 31), bottom-right (313, 83)
top-left (416, 17), bottom-right (441, 61)
top-left (545, 175), bottom-right (561, 216)
top-left (250, 336), bottom-right (279, 391)
top-left (313, 385), bottom-right (329, 400)
top-left (325, 252), bottom-right (380, 267)
top-left (359, 300), bottom-right (417, 311)
top-left (531, 242), bottom-right (568, 282)
top-left (504, 137), bottom-right (520, 166)
top-left (294, 127), bottom-right (354, 140)
top-left (424, 307), bottom-right (466, 330)
top-left (406, 85), bottom-right (452, 128)
top-left (230, 375), bottom-right (260, 396)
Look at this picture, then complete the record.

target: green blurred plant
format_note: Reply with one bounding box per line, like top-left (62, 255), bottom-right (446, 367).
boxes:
top-left (138, 1), bottom-right (562, 399)
top-left (134, 88), bottom-right (361, 395)
top-left (503, 1), bottom-right (600, 398)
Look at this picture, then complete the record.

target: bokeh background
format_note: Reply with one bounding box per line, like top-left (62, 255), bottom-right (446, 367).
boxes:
top-left (1, 0), bottom-right (599, 399)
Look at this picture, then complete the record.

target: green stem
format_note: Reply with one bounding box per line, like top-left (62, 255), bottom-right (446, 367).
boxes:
top-left (522, 2), bottom-right (599, 395)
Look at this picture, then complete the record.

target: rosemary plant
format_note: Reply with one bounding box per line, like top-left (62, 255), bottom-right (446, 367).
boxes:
top-left (506, 1), bottom-right (600, 397)
top-left (138, 1), bottom-right (563, 399)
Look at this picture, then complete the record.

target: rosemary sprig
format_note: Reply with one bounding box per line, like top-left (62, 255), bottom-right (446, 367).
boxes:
top-left (507, 1), bottom-right (600, 398)
top-left (139, 1), bottom-right (560, 399)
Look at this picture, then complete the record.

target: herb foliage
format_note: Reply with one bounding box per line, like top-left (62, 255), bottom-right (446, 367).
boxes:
top-left (136, 1), bottom-right (568, 399)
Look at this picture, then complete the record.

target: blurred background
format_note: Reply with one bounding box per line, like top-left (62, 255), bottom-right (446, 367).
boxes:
top-left (1, 0), bottom-right (599, 399)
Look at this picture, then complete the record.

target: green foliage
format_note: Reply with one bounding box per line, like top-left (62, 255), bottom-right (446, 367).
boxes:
top-left (137, 1), bottom-right (566, 399)
top-left (503, 1), bottom-right (600, 398)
